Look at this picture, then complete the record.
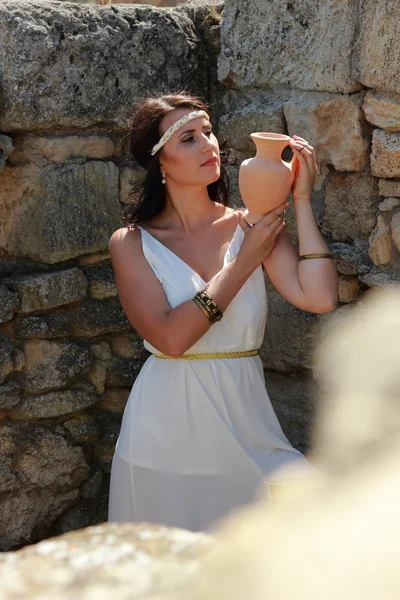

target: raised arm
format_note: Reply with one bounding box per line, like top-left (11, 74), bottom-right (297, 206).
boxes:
top-left (109, 212), bottom-right (285, 357)
top-left (262, 136), bottom-right (338, 314)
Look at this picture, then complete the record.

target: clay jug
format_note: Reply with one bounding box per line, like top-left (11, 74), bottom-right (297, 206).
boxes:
top-left (239, 133), bottom-right (296, 223)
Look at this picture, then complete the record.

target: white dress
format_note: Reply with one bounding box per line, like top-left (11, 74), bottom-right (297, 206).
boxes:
top-left (108, 223), bottom-right (309, 531)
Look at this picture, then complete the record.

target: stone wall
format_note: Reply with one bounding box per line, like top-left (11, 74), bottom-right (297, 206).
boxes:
top-left (0, 0), bottom-right (399, 552)
top-left (0, 0), bottom-right (222, 550)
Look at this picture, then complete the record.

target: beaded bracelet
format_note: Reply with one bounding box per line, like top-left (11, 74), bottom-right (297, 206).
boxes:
top-left (192, 291), bottom-right (223, 324)
top-left (299, 253), bottom-right (333, 261)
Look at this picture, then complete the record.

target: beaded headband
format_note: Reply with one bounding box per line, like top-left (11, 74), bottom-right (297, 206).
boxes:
top-left (150, 110), bottom-right (209, 156)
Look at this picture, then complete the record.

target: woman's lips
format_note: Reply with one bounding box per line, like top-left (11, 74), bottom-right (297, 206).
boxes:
top-left (201, 157), bottom-right (219, 166)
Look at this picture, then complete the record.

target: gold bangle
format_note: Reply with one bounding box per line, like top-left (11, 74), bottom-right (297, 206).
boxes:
top-left (193, 295), bottom-right (215, 323)
top-left (299, 253), bottom-right (333, 261)
top-left (196, 290), bottom-right (223, 322)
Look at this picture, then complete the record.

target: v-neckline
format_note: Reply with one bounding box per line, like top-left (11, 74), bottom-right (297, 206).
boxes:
top-left (139, 223), bottom-right (241, 285)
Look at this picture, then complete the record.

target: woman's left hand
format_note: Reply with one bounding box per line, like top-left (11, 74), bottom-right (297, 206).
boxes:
top-left (289, 135), bottom-right (318, 203)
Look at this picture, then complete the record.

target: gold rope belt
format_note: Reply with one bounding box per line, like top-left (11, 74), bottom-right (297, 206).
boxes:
top-left (153, 349), bottom-right (260, 360)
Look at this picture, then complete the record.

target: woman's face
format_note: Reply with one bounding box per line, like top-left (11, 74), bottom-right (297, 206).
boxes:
top-left (158, 108), bottom-right (221, 188)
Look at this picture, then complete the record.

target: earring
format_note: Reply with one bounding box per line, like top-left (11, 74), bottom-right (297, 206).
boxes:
top-left (161, 170), bottom-right (166, 185)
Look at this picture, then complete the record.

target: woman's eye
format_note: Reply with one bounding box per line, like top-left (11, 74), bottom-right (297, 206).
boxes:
top-left (182, 136), bottom-right (195, 143)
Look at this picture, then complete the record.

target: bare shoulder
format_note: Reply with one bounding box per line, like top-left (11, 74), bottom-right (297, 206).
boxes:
top-left (109, 225), bottom-right (141, 253)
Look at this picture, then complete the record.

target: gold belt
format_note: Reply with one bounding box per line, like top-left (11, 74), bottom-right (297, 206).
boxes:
top-left (153, 349), bottom-right (260, 360)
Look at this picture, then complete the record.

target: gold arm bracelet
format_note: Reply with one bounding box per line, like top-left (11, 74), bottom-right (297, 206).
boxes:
top-left (193, 295), bottom-right (215, 323)
top-left (196, 290), bottom-right (223, 322)
top-left (299, 253), bottom-right (333, 261)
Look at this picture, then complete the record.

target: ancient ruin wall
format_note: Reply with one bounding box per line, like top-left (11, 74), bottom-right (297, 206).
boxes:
top-left (0, 0), bottom-right (399, 551)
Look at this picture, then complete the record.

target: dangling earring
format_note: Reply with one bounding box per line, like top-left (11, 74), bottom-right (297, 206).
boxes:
top-left (161, 170), bottom-right (166, 185)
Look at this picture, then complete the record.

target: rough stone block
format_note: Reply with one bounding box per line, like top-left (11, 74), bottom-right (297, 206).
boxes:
top-left (322, 171), bottom-right (380, 242)
top-left (283, 92), bottom-right (369, 172)
top-left (379, 198), bottom-right (400, 212)
top-left (105, 356), bottom-right (143, 387)
top-left (352, 0), bottom-right (400, 96)
top-left (391, 213), bottom-right (400, 253)
top-left (70, 298), bottom-right (132, 337)
top-left (63, 415), bottom-right (100, 444)
top-left (98, 387), bottom-right (130, 414)
top-left (110, 333), bottom-right (149, 360)
top-left (379, 179), bottom-right (400, 197)
top-left (368, 215), bottom-right (393, 267)
top-left (338, 277), bottom-right (361, 304)
top-left (119, 166), bottom-right (142, 205)
top-left (0, 1), bottom-right (207, 131)
top-left (18, 340), bottom-right (92, 393)
top-left (362, 92), bottom-right (400, 132)
top-left (8, 385), bottom-right (98, 420)
top-left (0, 286), bottom-right (19, 324)
top-left (0, 423), bottom-right (89, 550)
top-left (0, 162), bottom-right (121, 264)
top-left (359, 271), bottom-right (400, 289)
top-left (259, 286), bottom-right (321, 372)
top-left (87, 361), bottom-right (108, 395)
top-left (0, 134), bottom-right (14, 171)
top-left (219, 97), bottom-right (286, 155)
top-left (219, 0), bottom-right (361, 93)
top-left (371, 130), bottom-right (400, 179)
top-left (6, 268), bottom-right (87, 313)
top-left (330, 241), bottom-right (371, 276)
top-left (81, 262), bottom-right (117, 299)
top-left (92, 411), bottom-right (122, 472)
top-left (265, 369), bottom-right (317, 453)
top-left (80, 468), bottom-right (103, 499)
top-left (0, 335), bottom-right (14, 384)
top-left (12, 135), bottom-right (116, 166)
top-left (90, 341), bottom-right (112, 361)
top-left (0, 381), bottom-right (20, 410)
top-left (13, 313), bottom-right (73, 339)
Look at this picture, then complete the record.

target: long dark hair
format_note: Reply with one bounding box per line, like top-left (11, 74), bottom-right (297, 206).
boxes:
top-left (123, 92), bottom-right (232, 226)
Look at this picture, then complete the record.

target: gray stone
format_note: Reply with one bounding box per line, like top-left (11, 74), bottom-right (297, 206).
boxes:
top-left (283, 92), bottom-right (369, 173)
top-left (352, 0), bottom-right (400, 96)
top-left (13, 312), bottom-right (73, 339)
top-left (0, 523), bottom-right (213, 596)
top-left (8, 385), bottom-right (98, 420)
top-left (6, 268), bottom-right (88, 313)
top-left (0, 1), bottom-right (208, 131)
top-left (0, 162), bottom-right (121, 264)
top-left (0, 285), bottom-right (19, 324)
top-left (0, 423), bottom-right (89, 550)
top-left (0, 335), bottom-right (14, 384)
top-left (81, 261), bottom-right (117, 299)
top-left (92, 413), bottom-right (121, 472)
top-left (0, 381), bottom-right (20, 410)
top-left (379, 198), bottom-right (400, 212)
top-left (0, 134), bottom-right (14, 171)
top-left (63, 415), bottom-right (100, 443)
top-left (15, 135), bottom-right (116, 166)
top-left (379, 179), bottom-right (400, 197)
top-left (98, 387), bottom-right (131, 414)
top-left (105, 356), bottom-right (144, 387)
top-left (259, 286), bottom-right (321, 372)
top-left (219, 0), bottom-right (361, 93)
top-left (70, 298), bottom-right (132, 337)
top-left (178, 0), bottom-right (224, 56)
top-left (80, 468), bottom-right (103, 499)
top-left (322, 171), bottom-right (380, 242)
top-left (330, 241), bottom-right (371, 276)
top-left (219, 96), bottom-right (286, 155)
top-left (119, 166), bottom-right (142, 205)
top-left (18, 340), bottom-right (92, 393)
top-left (359, 271), bottom-right (400, 289)
top-left (265, 369), bottom-right (317, 454)
top-left (371, 130), bottom-right (400, 179)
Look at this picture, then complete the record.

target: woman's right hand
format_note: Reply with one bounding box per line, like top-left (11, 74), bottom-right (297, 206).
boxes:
top-left (237, 201), bottom-right (289, 270)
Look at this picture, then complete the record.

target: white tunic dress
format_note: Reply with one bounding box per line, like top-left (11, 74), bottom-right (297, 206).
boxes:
top-left (108, 223), bottom-right (308, 531)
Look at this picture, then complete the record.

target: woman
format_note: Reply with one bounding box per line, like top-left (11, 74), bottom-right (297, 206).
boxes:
top-left (108, 92), bottom-right (338, 531)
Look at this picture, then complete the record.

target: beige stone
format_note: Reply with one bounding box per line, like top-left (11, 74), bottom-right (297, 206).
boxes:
top-left (90, 341), bottom-right (112, 361)
top-left (371, 130), bottom-right (400, 179)
top-left (98, 387), bottom-right (130, 413)
top-left (338, 277), bottom-right (360, 304)
top-left (63, 415), bottom-right (100, 444)
top-left (379, 179), bottom-right (400, 197)
top-left (9, 386), bottom-right (98, 420)
top-left (362, 92), bottom-right (400, 131)
top-left (0, 162), bottom-right (121, 264)
top-left (87, 361), bottom-right (108, 394)
top-left (17, 135), bottom-right (115, 166)
top-left (110, 333), bottom-right (149, 360)
top-left (283, 92), bottom-right (369, 172)
top-left (391, 213), bottom-right (400, 252)
top-left (19, 340), bottom-right (92, 393)
top-left (77, 251), bottom-right (111, 265)
top-left (219, 0), bottom-right (361, 93)
top-left (352, 0), bottom-right (400, 96)
top-left (368, 215), bottom-right (393, 266)
top-left (81, 261), bottom-right (117, 300)
top-left (322, 171), bottom-right (380, 242)
top-left (0, 523), bottom-right (213, 597)
top-left (379, 197), bottom-right (400, 212)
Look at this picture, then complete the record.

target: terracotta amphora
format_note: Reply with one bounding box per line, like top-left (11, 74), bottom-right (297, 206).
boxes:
top-left (239, 132), bottom-right (296, 223)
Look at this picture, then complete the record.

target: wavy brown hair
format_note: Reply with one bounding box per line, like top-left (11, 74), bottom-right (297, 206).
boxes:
top-left (123, 92), bottom-right (232, 226)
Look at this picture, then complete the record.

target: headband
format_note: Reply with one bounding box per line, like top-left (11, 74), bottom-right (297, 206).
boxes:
top-left (150, 110), bottom-right (210, 156)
